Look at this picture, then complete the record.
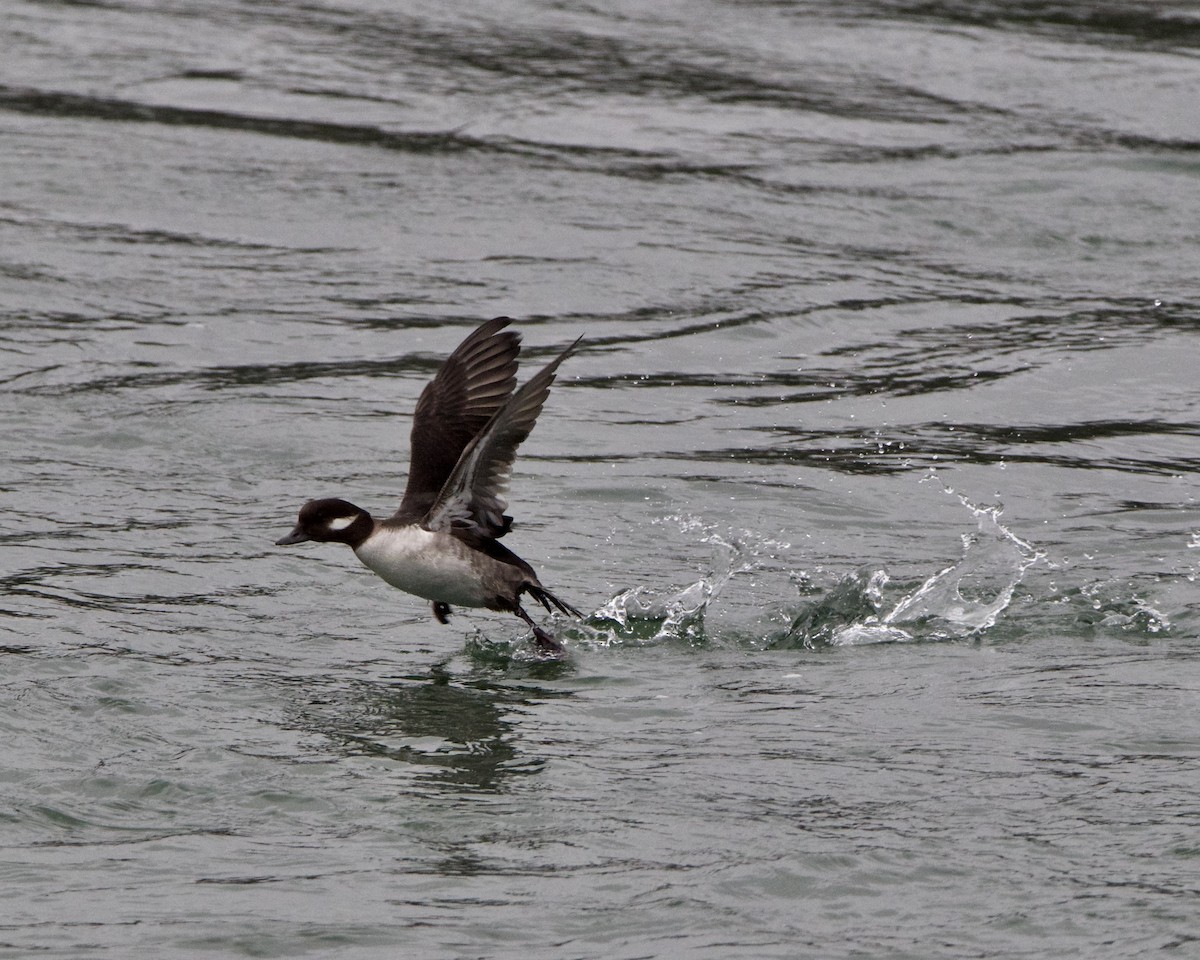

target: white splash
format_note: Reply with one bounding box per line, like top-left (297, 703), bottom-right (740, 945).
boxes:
top-left (588, 518), bottom-right (755, 646)
top-left (828, 486), bottom-right (1043, 645)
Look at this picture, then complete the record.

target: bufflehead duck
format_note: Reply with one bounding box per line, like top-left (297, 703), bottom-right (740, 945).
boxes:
top-left (276, 317), bottom-right (583, 655)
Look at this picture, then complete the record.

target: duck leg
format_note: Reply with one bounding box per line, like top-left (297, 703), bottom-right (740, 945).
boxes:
top-left (515, 604), bottom-right (565, 656)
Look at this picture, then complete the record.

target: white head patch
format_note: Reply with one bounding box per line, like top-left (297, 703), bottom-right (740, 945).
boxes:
top-left (327, 515), bottom-right (356, 532)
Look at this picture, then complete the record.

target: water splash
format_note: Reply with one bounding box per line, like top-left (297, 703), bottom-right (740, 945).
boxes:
top-left (776, 485), bottom-right (1043, 648)
top-left (769, 567), bottom-right (907, 649)
top-left (1071, 582), bottom-right (1171, 634)
top-left (582, 515), bottom-right (756, 647)
top-left (589, 581), bottom-right (712, 645)
top-left (878, 494), bottom-right (1043, 637)
top-left (568, 490), bottom-right (1049, 652)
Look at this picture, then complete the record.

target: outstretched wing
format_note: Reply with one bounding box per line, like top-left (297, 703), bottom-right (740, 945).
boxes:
top-left (394, 318), bottom-right (520, 522)
top-left (422, 335), bottom-right (581, 540)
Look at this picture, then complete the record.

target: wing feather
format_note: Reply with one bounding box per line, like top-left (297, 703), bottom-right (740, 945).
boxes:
top-left (423, 335), bottom-right (581, 539)
top-left (394, 318), bottom-right (520, 521)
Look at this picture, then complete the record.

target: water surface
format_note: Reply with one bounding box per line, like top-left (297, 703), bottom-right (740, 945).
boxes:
top-left (2, 1), bottom-right (1198, 957)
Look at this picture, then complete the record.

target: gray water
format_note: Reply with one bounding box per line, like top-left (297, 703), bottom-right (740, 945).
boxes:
top-left (3, 1), bottom-right (1199, 957)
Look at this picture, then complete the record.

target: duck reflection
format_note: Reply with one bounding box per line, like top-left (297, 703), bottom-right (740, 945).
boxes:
top-left (292, 664), bottom-right (571, 794)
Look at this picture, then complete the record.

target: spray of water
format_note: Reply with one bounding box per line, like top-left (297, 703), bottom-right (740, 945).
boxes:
top-left (498, 474), bottom-right (1175, 658)
top-left (583, 484), bottom-right (1046, 651)
top-left (878, 487), bottom-right (1042, 635)
top-left (584, 517), bottom-right (754, 647)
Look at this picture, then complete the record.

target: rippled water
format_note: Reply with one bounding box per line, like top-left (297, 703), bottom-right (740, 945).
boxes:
top-left (3, 1), bottom-right (1199, 957)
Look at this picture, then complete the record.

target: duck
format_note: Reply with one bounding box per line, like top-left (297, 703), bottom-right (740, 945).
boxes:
top-left (276, 317), bottom-right (582, 655)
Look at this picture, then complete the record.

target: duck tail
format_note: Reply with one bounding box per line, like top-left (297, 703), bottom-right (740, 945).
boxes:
top-left (524, 582), bottom-right (583, 619)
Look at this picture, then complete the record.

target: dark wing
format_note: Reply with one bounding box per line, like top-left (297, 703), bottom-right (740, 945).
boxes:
top-left (394, 318), bottom-right (520, 522)
top-left (422, 335), bottom-right (581, 540)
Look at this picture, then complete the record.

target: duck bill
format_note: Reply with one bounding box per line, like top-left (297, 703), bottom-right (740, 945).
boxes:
top-left (275, 526), bottom-right (311, 546)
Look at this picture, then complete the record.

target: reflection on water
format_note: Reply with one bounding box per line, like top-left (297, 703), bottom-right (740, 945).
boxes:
top-left (284, 669), bottom-right (572, 794)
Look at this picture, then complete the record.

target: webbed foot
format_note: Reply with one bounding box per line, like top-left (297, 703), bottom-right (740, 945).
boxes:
top-left (514, 602), bottom-right (567, 658)
top-left (532, 625), bottom-right (566, 658)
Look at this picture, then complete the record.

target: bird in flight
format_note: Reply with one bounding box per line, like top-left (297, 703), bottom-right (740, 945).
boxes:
top-left (277, 317), bottom-right (582, 656)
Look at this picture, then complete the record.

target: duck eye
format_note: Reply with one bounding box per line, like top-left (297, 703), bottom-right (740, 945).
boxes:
top-left (326, 515), bottom-right (356, 532)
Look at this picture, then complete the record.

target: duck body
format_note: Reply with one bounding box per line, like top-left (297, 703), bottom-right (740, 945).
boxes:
top-left (356, 524), bottom-right (492, 609)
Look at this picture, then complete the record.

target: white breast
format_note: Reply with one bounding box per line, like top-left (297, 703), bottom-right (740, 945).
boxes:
top-left (353, 525), bottom-right (489, 608)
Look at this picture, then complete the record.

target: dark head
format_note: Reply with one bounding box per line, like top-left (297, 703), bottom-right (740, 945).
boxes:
top-left (275, 498), bottom-right (373, 547)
